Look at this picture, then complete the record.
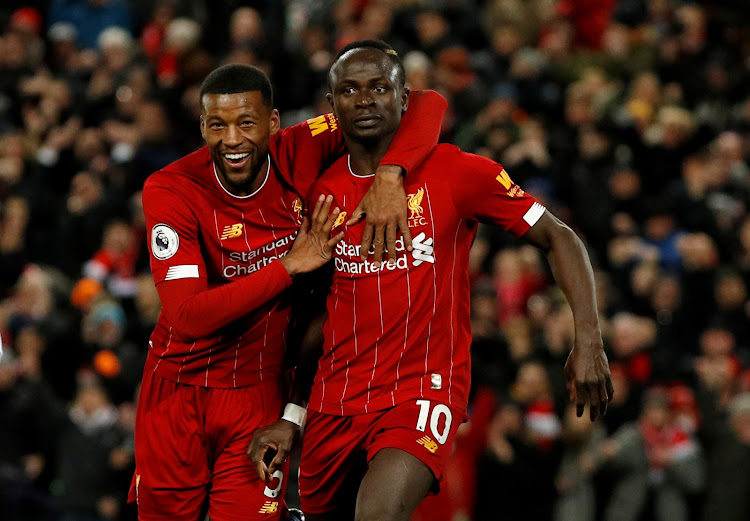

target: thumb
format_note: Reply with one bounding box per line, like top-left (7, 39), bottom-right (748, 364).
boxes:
top-left (346, 204), bottom-right (365, 226)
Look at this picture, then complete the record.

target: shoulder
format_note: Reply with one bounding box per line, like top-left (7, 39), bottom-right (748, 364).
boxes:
top-left (144, 147), bottom-right (211, 191)
top-left (425, 144), bottom-right (500, 169)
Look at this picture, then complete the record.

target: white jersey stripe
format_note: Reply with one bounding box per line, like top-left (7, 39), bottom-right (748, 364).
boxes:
top-left (176, 340), bottom-right (195, 383)
top-left (448, 220), bottom-right (462, 404)
top-left (258, 208), bottom-right (280, 383)
top-left (365, 270), bottom-right (384, 412)
top-left (423, 185), bottom-right (438, 396)
top-left (213, 209), bottom-right (224, 276)
top-left (153, 328), bottom-right (173, 374)
top-left (164, 264), bottom-right (199, 280)
top-left (394, 252), bottom-right (411, 394)
top-left (523, 202), bottom-right (546, 226)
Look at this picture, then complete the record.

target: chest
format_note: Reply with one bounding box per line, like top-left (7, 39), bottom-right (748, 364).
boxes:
top-left (195, 183), bottom-right (304, 280)
top-left (331, 180), bottom-right (462, 273)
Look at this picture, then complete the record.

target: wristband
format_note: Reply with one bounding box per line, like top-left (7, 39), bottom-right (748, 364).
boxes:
top-left (282, 403), bottom-right (307, 429)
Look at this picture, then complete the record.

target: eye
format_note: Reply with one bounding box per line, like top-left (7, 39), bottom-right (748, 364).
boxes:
top-left (240, 120), bottom-right (255, 127)
top-left (209, 122), bottom-right (224, 130)
top-left (374, 85), bottom-right (387, 93)
top-left (343, 87), bottom-right (355, 95)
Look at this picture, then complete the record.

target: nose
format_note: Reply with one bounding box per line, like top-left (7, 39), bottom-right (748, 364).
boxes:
top-left (224, 124), bottom-right (242, 147)
top-left (355, 91), bottom-right (375, 108)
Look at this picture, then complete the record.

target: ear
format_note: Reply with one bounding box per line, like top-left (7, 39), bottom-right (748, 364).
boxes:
top-left (401, 87), bottom-right (410, 112)
top-left (269, 109), bottom-right (280, 136)
top-left (200, 115), bottom-right (206, 140)
top-left (326, 92), bottom-right (334, 113)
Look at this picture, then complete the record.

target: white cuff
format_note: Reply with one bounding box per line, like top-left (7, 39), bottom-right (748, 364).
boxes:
top-left (282, 403), bottom-right (307, 429)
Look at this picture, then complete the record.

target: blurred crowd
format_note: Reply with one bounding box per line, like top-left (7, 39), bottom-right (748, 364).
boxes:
top-left (0, 1), bottom-right (749, 521)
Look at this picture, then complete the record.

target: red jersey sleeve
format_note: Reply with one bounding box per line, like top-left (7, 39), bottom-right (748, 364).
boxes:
top-left (380, 89), bottom-right (447, 173)
top-left (270, 90), bottom-right (447, 199)
top-left (142, 180), bottom-right (292, 340)
top-left (449, 149), bottom-right (544, 237)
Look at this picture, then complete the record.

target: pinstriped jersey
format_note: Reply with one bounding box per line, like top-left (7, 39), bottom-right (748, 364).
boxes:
top-left (307, 145), bottom-right (545, 415)
top-left (142, 120), bottom-right (347, 388)
top-left (141, 91), bottom-right (445, 389)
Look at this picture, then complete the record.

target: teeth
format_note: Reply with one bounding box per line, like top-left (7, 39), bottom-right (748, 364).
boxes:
top-left (224, 153), bottom-right (249, 160)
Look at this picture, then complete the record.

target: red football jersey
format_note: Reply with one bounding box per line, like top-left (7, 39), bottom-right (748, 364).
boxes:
top-left (307, 145), bottom-right (546, 415)
top-left (142, 91), bottom-right (446, 388)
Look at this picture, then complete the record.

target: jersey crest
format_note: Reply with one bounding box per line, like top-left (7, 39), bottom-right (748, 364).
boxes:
top-left (407, 187), bottom-right (427, 227)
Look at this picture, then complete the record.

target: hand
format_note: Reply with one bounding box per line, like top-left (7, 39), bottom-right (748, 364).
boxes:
top-left (346, 165), bottom-right (412, 265)
top-left (247, 419), bottom-right (300, 482)
top-left (564, 334), bottom-right (614, 422)
top-left (281, 194), bottom-right (344, 277)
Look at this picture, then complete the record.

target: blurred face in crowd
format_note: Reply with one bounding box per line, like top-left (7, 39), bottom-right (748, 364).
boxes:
top-left (328, 48), bottom-right (408, 144)
top-left (200, 91), bottom-right (279, 196)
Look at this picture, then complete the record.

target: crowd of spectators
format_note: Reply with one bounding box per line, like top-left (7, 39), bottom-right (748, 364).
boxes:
top-left (0, 1), bottom-right (749, 520)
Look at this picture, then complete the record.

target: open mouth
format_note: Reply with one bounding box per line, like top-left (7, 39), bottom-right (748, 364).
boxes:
top-left (223, 152), bottom-right (251, 168)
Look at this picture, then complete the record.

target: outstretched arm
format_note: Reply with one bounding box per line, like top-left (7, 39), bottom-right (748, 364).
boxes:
top-left (146, 184), bottom-right (342, 340)
top-left (523, 211), bottom-right (614, 421)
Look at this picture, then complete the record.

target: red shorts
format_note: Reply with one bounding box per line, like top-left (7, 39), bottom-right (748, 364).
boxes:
top-left (128, 359), bottom-right (289, 521)
top-left (298, 399), bottom-right (466, 515)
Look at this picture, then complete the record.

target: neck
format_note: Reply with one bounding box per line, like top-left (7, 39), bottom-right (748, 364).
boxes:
top-left (344, 131), bottom-right (396, 176)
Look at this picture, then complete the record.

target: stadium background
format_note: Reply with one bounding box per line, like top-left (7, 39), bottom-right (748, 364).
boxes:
top-left (1, 1), bottom-right (749, 520)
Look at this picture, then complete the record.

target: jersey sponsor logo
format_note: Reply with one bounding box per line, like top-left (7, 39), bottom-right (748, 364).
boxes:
top-left (151, 224), bottom-right (179, 260)
top-left (407, 187), bottom-right (428, 227)
top-left (224, 230), bottom-right (297, 278)
top-left (417, 435), bottom-right (439, 454)
top-left (258, 501), bottom-right (279, 514)
top-left (332, 211), bottom-right (347, 229)
top-left (333, 232), bottom-right (435, 273)
top-left (411, 232), bottom-right (435, 266)
top-left (221, 223), bottom-right (243, 240)
top-left (306, 113), bottom-right (338, 136)
top-left (496, 169), bottom-right (525, 197)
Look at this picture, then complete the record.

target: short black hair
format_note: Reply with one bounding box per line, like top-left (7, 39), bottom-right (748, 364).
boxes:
top-left (329, 39), bottom-right (406, 90)
top-left (199, 64), bottom-right (273, 108)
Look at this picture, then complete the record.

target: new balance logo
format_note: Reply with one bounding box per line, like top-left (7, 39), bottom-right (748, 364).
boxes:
top-left (417, 435), bottom-right (438, 454)
top-left (411, 232), bottom-right (434, 266)
top-left (259, 501), bottom-right (279, 514)
top-left (221, 223), bottom-right (243, 240)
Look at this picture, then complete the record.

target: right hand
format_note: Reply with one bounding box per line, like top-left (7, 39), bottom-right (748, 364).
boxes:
top-left (281, 194), bottom-right (344, 277)
top-left (247, 419), bottom-right (300, 482)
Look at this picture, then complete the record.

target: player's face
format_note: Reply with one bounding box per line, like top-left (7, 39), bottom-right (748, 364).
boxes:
top-left (327, 49), bottom-right (408, 143)
top-left (200, 91), bottom-right (280, 196)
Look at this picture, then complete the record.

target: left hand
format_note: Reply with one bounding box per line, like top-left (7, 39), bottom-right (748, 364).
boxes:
top-left (564, 333), bottom-right (614, 422)
top-left (346, 165), bottom-right (412, 265)
top-left (247, 419), bottom-right (300, 482)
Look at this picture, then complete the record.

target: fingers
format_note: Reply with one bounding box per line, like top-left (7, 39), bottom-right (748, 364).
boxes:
top-left (346, 204), bottom-right (365, 226)
top-left (575, 384), bottom-right (587, 418)
top-left (310, 194), bottom-right (325, 223)
top-left (311, 195), bottom-right (335, 233)
top-left (400, 216), bottom-right (413, 252)
top-left (385, 224), bottom-right (398, 264)
top-left (360, 223), bottom-right (374, 261)
top-left (247, 444), bottom-right (269, 481)
top-left (372, 234), bottom-right (385, 265)
top-left (326, 231), bottom-right (345, 250)
top-left (606, 377), bottom-right (615, 403)
top-left (587, 383), bottom-right (600, 422)
top-left (268, 447), bottom-right (289, 477)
